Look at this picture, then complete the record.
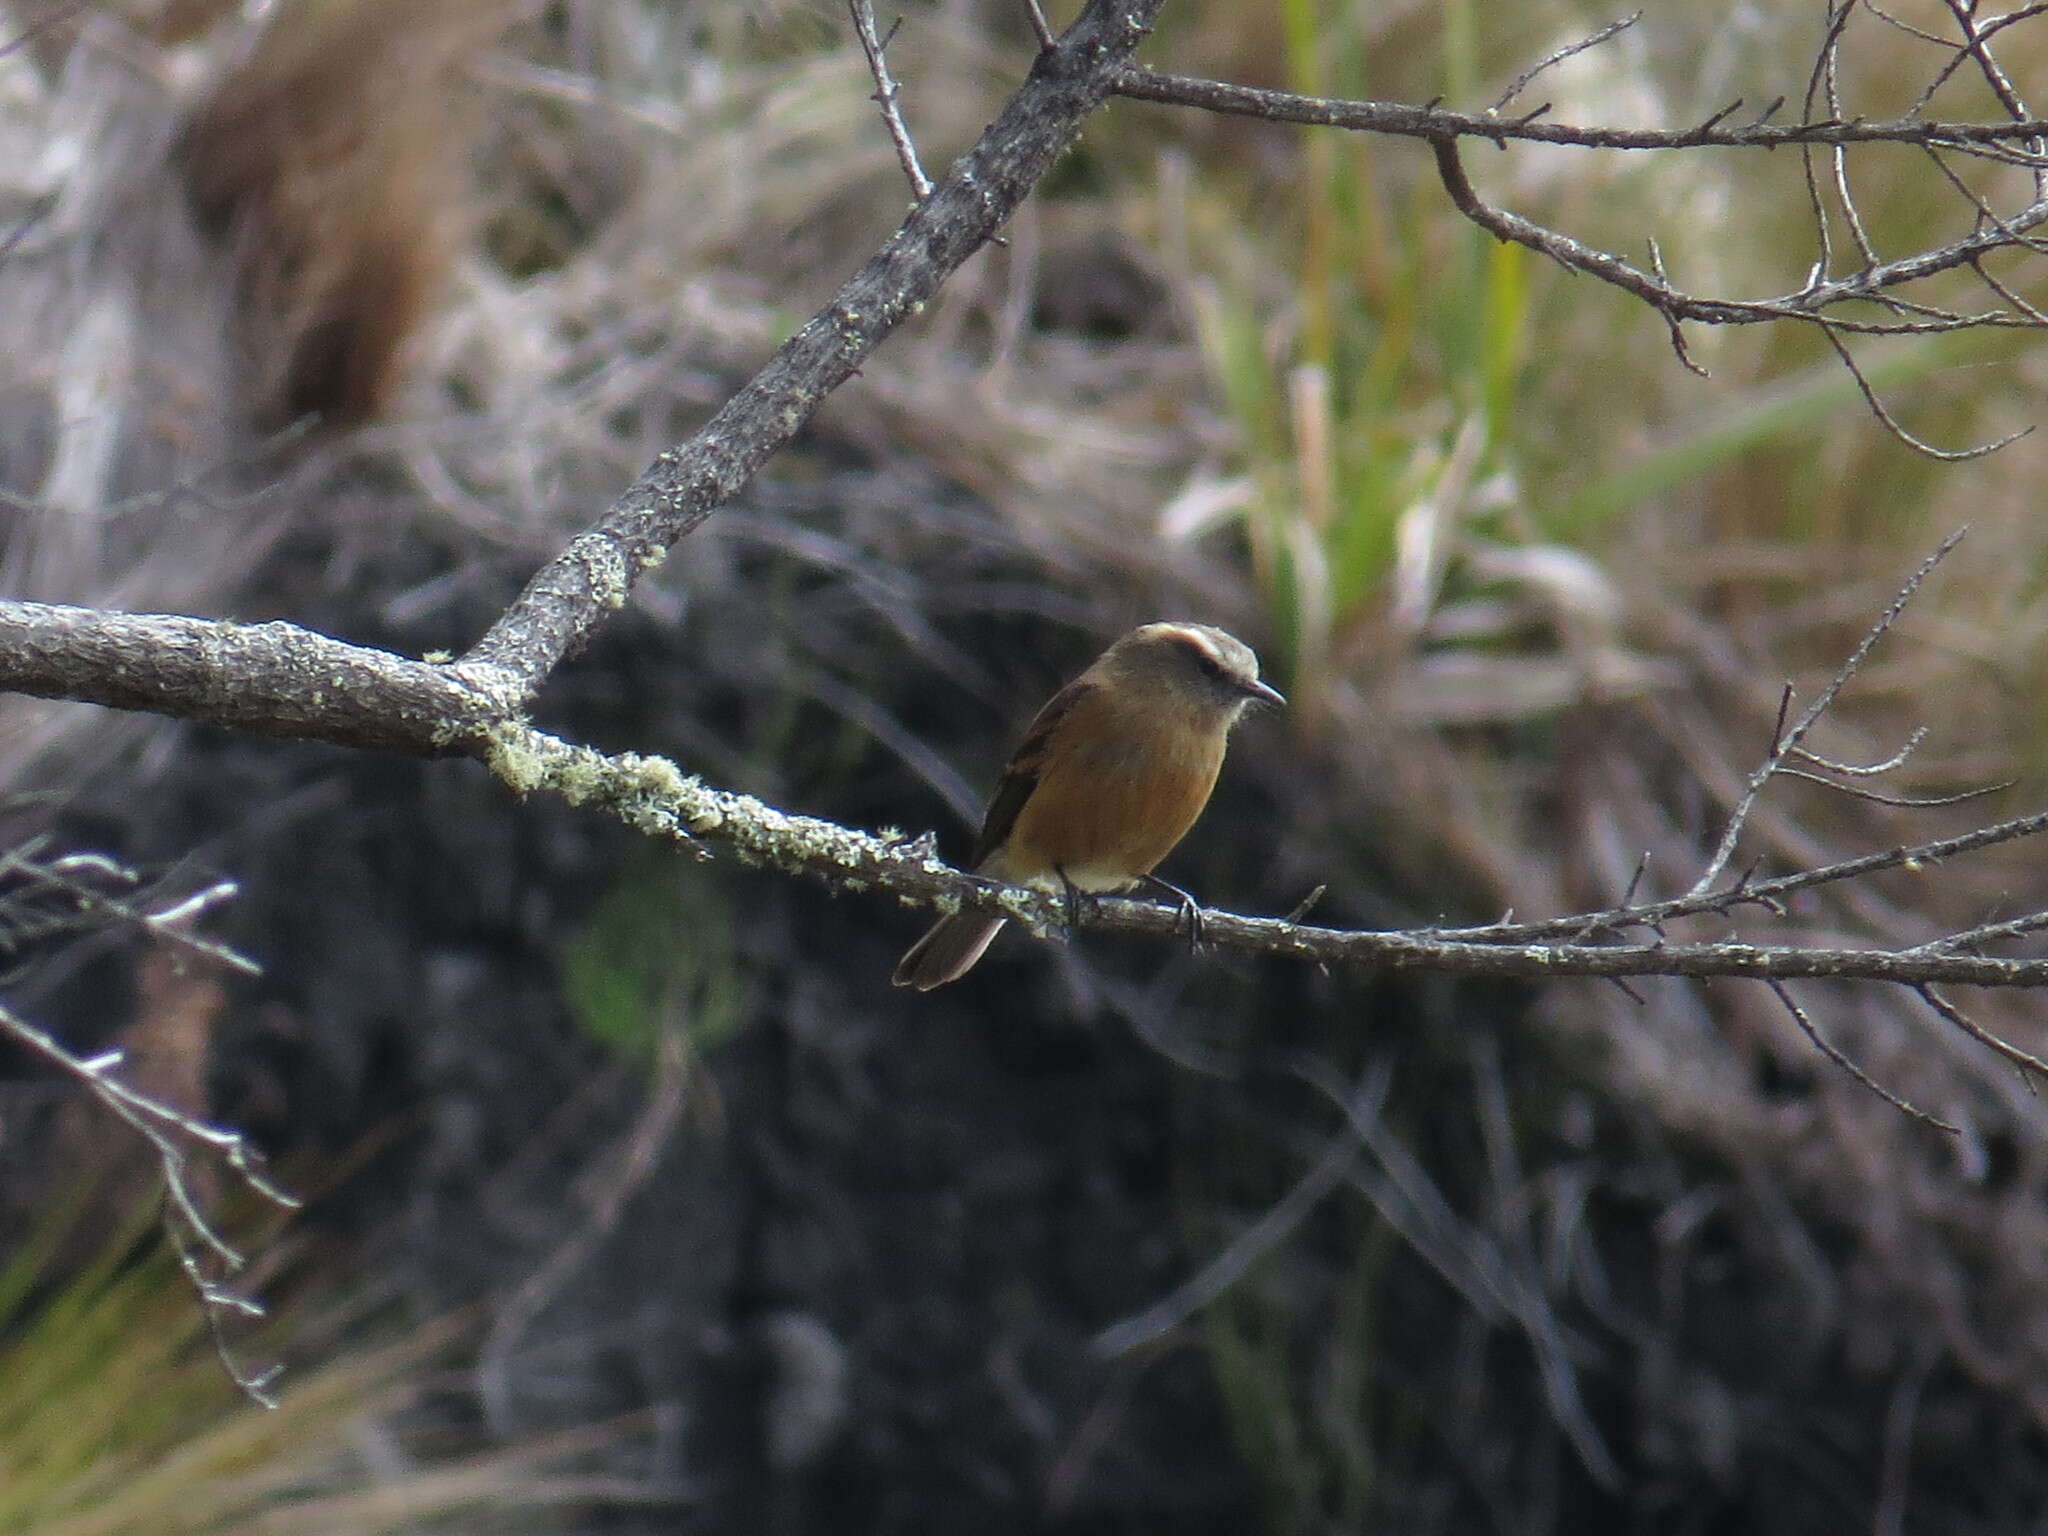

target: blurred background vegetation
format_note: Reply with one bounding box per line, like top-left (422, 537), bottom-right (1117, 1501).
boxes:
top-left (3, 0), bottom-right (2048, 1530)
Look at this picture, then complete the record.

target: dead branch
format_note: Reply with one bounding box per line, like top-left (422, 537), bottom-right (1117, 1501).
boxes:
top-left (1111, 3), bottom-right (2048, 452)
top-left (1109, 70), bottom-right (2048, 154)
top-left (0, 845), bottom-right (296, 1407)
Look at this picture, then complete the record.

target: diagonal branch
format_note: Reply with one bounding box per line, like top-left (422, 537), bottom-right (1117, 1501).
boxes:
top-left (460, 0), bottom-right (1168, 705)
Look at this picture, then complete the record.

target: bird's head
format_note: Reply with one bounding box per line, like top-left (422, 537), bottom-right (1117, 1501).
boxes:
top-left (1107, 622), bottom-right (1286, 720)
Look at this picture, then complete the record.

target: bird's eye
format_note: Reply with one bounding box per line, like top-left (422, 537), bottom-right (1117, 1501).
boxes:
top-left (1189, 646), bottom-right (1227, 681)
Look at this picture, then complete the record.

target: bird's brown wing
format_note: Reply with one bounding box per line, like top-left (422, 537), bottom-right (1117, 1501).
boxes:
top-left (970, 677), bottom-right (1098, 869)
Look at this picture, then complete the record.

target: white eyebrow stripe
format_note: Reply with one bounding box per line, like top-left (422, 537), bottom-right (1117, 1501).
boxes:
top-left (1157, 624), bottom-right (1224, 667)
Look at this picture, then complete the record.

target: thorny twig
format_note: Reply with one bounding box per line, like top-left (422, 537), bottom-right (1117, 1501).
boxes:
top-left (848, 0), bottom-right (932, 201)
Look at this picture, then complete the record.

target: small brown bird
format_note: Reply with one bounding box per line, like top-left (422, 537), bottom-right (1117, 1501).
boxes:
top-left (892, 622), bottom-right (1284, 990)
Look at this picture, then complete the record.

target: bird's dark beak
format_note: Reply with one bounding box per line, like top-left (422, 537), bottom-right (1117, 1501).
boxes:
top-left (1242, 677), bottom-right (1286, 708)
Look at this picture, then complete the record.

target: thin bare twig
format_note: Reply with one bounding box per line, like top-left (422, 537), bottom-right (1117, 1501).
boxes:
top-left (1790, 726), bottom-right (1928, 777)
top-left (0, 997), bottom-right (298, 1405)
top-left (1489, 12), bottom-right (1643, 115)
top-left (18, 855), bottom-right (258, 977)
top-left (1910, 907), bottom-right (2048, 955)
top-left (1774, 765), bottom-right (2013, 808)
top-left (1815, 321), bottom-right (2032, 460)
top-left (1764, 978), bottom-right (1959, 1130)
top-left (1685, 530), bottom-right (1966, 898)
top-left (1916, 985), bottom-right (2048, 1079)
top-left (1941, 0), bottom-right (2048, 198)
top-left (1022, 0), bottom-right (1056, 50)
top-left (1113, 66), bottom-right (2048, 152)
top-left (848, 0), bottom-right (933, 201)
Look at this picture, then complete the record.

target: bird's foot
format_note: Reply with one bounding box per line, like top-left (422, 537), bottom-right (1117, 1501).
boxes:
top-left (1137, 875), bottom-right (1205, 953)
top-left (1055, 868), bottom-right (1098, 934)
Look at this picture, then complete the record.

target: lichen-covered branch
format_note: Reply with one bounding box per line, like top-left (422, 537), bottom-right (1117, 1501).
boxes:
top-left (483, 724), bottom-right (2048, 991)
top-left (0, 599), bottom-right (511, 755)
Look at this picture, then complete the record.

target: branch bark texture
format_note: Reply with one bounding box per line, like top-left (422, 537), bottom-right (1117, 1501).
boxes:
top-left (0, 601), bottom-right (504, 754)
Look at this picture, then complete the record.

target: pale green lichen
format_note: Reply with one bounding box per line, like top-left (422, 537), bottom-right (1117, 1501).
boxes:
top-left (567, 758), bottom-right (617, 807)
top-left (481, 726), bottom-right (1004, 919)
top-left (570, 532), bottom-right (633, 613)
top-left (485, 725), bottom-right (553, 795)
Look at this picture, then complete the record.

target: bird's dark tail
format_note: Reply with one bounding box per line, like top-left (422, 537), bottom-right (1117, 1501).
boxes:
top-left (891, 912), bottom-right (1005, 990)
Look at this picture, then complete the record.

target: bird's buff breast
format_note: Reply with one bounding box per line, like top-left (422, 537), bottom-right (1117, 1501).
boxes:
top-left (993, 719), bottom-right (1226, 892)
